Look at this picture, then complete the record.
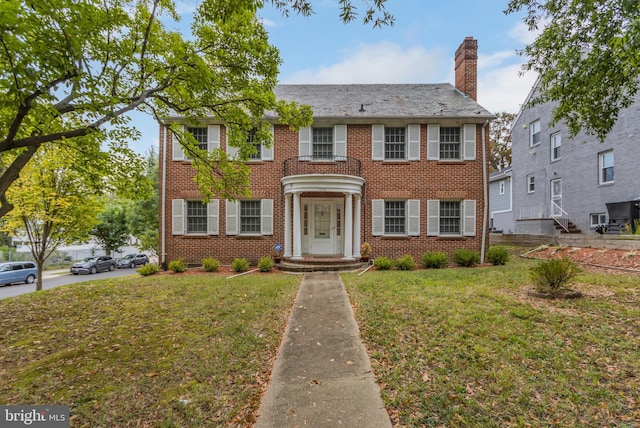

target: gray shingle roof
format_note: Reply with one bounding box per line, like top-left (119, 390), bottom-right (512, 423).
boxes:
top-left (273, 84), bottom-right (494, 121)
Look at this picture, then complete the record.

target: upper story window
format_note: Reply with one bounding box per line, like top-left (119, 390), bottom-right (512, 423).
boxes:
top-left (384, 127), bottom-right (406, 160)
top-left (439, 127), bottom-right (461, 160)
top-left (247, 129), bottom-right (261, 160)
top-left (312, 127), bottom-right (334, 159)
top-left (599, 150), bottom-right (614, 184)
top-left (499, 181), bottom-right (505, 195)
top-left (527, 174), bottom-right (535, 193)
top-left (186, 127), bottom-right (208, 151)
top-left (529, 120), bottom-right (541, 147)
top-left (550, 132), bottom-right (561, 161)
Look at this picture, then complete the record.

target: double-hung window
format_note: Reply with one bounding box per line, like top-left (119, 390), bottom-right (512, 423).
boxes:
top-left (372, 199), bottom-right (420, 236)
top-left (439, 127), bottom-right (461, 160)
top-left (527, 174), bottom-right (535, 193)
top-left (384, 201), bottom-right (406, 234)
top-left (529, 120), bottom-right (541, 147)
top-left (226, 199), bottom-right (273, 236)
top-left (550, 132), bottom-right (561, 161)
top-left (384, 127), bottom-right (406, 160)
top-left (439, 201), bottom-right (461, 235)
top-left (247, 129), bottom-right (262, 160)
top-left (186, 127), bottom-right (208, 151)
top-left (186, 201), bottom-right (208, 233)
top-left (427, 199), bottom-right (476, 236)
top-left (599, 150), bottom-right (614, 184)
top-left (171, 199), bottom-right (219, 235)
top-left (312, 127), bottom-right (334, 159)
top-left (240, 201), bottom-right (261, 233)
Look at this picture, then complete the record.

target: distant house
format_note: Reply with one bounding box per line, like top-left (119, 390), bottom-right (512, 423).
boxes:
top-left (510, 81), bottom-right (640, 235)
top-left (489, 167), bottom-right (513, 233)
top-left (158, 37), bottom-right (494, 265)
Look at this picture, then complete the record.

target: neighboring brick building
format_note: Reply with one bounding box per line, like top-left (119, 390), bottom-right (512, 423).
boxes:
top-left (159, 37), bottom-right (494, 265)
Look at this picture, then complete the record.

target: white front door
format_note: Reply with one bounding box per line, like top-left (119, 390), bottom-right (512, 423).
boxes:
top-left (551, 178), bottom-right (562, 217)
top-left (310, 200), bottom-right (335, 254)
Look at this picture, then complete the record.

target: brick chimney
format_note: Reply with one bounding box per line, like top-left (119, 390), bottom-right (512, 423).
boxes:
top-left (455, 37), bottom-right (478, 101)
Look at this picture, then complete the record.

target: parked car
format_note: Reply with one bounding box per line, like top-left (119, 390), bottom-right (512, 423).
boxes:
top-left (70, 256), bottom-right (116, 275)
top-left (116, 253), bottom-right (149, 269)
top-left (0, 261), bottom-right (38, 286)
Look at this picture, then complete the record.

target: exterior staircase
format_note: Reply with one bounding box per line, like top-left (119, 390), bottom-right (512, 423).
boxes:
top-left (553, 218), bottom-right (582, 234)
top-left (277, 256), bottom-right (368, 272)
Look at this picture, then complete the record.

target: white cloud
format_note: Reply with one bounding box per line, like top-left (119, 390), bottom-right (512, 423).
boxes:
top-left (282, 41), bottom-right (449, 84)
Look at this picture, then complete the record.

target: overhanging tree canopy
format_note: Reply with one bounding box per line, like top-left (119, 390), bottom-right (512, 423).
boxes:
top-left (506, 0), bottom-right (640, 141)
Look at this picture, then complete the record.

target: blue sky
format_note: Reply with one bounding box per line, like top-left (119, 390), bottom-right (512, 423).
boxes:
top-left (129, 0), bottom-right (538, 154)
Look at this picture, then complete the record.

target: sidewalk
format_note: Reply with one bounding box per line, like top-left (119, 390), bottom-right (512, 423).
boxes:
top-left (255, 272), bottom-right (392, 428)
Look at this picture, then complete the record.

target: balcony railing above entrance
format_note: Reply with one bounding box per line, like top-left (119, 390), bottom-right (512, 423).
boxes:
top-left (283, 156), bottom-right (362, 177)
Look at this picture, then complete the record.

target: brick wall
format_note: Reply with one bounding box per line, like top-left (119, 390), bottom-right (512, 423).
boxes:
top-left (159, 122), bottom-right (490, 265)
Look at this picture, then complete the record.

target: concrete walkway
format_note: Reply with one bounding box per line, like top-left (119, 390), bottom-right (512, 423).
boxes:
top-left (255, 272), bottom-right (392, 428)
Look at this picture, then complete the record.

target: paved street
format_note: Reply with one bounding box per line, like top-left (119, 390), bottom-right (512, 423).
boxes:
top-left (0, 267), bottom-right (140, 300)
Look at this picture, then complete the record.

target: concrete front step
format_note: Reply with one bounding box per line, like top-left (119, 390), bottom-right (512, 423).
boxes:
top-left (277, 260), bottom-right (368, 272)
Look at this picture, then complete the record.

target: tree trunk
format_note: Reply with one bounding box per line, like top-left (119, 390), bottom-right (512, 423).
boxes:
top-left (36, 259), bottom-right (45, 291)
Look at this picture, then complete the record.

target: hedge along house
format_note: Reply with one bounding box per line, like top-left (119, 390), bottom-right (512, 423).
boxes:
top-left (158, 37), bottom-right (494, 266)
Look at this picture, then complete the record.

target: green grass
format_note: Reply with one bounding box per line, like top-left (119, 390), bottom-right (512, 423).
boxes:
top-left (343, 254), bottom-right (640, 427)
top-left (0, 273), bottom-right (300, 427)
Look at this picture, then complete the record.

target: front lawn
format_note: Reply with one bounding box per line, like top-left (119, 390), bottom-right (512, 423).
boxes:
top-left (0, 273), bottom-right (300, 427)
top-left (343, 255), bottom-right (640, 427)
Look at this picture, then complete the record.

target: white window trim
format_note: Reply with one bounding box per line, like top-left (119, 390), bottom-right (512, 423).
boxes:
top-left (172, 125), bottom-right (220, 161)
top-left (226, 199), bottom-right (274, 236)
top-left (527, 174), bottom-right (535, 194)
top-left (599, 150), bottom-right (614, 185)
top-left (427, 124), bottom-right (475, 161)
top-left (499, 181), bottom-right (505, 195)
top-left (371, 124), bottom-right (420, 161)
top-left (426, 199), bottom-right (476, 237)
top-left (371, 199), bottom-right (420, 236)
top-left (171, 199), bottom-right (219, 236)
top-left (550, 132), bottom-right (561, 162)
top-left (590, 213), bottom-right (607, 228)
top-left (529, 120), bottom-right (541, 148)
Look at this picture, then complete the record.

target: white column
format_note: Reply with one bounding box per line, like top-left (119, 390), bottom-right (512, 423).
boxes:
top-left (292, 192), bottom-right (303, 260)
top-left (283, 192), bottom-right (292, 258)
top-left (343, 192), bottom-right (354, 260)
top-left (353, 194), bottom-right (362, 258)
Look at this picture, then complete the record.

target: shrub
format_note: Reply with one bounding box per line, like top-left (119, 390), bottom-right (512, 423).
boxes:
top-left (395, 255), bottom-right (416, 271)
top-left (373, 256), bottom-right (394, 270)
top-left (202, 257), bottom-right (220, 272)
top-left (530, 257), bottom-right (581, 293)
top-left (257, 256), bottom-right (274, 272)
top-left (231, 258), bottom-right (250, 273)
top-left (453, 249), bottom-right (480, 267)
top-left (421, 251), bottom-right (448, 269)
top-left (487, 246), bottom-right (509, 265)
top-left (137, 263), bottom-right (159, 276)
top-left (168, 258), bottom-right (187, 273)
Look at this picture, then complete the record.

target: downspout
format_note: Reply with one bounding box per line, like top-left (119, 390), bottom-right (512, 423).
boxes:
top-left (161, 124), bottom-right (167, 268)
top-left (481, 119), bottom-right (489, 263)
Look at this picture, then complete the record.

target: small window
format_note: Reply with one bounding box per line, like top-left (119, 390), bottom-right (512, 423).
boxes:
top-left (527, 174), bottom-right (535, 193)
top-left (529, 120), bottom-right (541, 147)
top-left (499, 181), bottom-right (505, 195)
top-left (186, 201), bottom-right (207, 233)
top-left (384, 201), bottom-right (406, 234)
top-left (240, 200), bottom-right (262, 233)
top-left (186, 127), bottom-right (208, 151)
top-left (590, 213), bottom-right (607, 227)
top-left (312, 127), bottom-right (333, 159)
top-left (385, 127), bottom-right (406, 160)
top-left (599, 150), bottom-right (614, 184)
top-left (439, 201), bottom-right (461, 234)
top-left (550, 132), bottom-right (561, 161)
top-left (440, 127), bottom-right (461, 160)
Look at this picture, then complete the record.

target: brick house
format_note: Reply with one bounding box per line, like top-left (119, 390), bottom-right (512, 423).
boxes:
top-left (158, 37), bottom-right (494, 266)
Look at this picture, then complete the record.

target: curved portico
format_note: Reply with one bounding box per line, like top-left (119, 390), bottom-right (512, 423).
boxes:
top-left (281, 174), bottom-right (365, 261)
